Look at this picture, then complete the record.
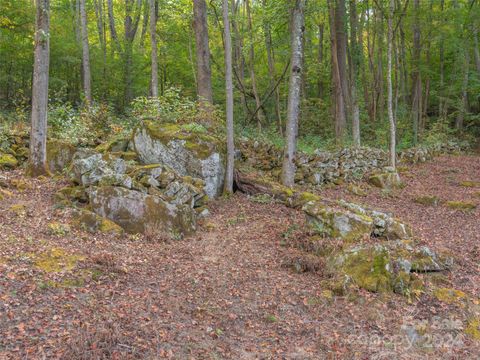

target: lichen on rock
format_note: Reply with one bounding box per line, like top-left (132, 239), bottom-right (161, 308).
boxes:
top-left (132, 120), bottom-right (225, 198)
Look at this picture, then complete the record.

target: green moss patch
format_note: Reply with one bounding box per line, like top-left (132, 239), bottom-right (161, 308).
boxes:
top-left (0, 153), bottom-right (18, 169)
top-left (33, 248), bottom-right (84, 273)
top-left (414, 195), bottom-right (440, 206)
top-left (445, 201), bottom-right (477, 211)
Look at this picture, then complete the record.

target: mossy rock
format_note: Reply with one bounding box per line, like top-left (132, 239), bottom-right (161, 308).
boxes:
top-left (132, 120), bottom-right (226, 198)
top-left (433, 287), bottom-right (467, 306)
top-left (414, 195), bottom-right (440, 206)
top-left (88, 186), bottom-right (196, 236)
top-left (54, 186), bottom-right (88, 204)
top-left (73, 210), bottom-right (124, 235)
top-left (445, 201), bottom-right (477, 211)
top-left (0, 153), bottom-right (18, 169)
top-left (46, 140), bottom-right (77, 173)
top-left (96, 136), bottom-right (130, 153)
top-left (47, 222), bottom-right (71, 236)
top-left (10, 179), bottom-right (32, 192)
top-left (303, 201), bottom-right (373, 244)
top-left (347, 184), bottom-right (368, 197)
top-left (368, 171), bottom-right (402, 189)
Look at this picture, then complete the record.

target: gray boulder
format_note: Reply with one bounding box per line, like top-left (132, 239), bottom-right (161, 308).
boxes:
top-left (133, 121), bottom-right (225, 198)
top-left (88, 186), bottom-right (196, 236)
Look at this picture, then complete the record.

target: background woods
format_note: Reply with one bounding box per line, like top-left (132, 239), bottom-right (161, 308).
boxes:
top-left (0, 0), bottom-right (479, 149)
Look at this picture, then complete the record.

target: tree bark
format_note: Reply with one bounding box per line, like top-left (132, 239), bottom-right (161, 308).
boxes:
top-left (328, 0), bottom-right (347, 142)
top-left (93, 0), bottom-right (108, 98)
top-left (456, 50), bottom-right (470, 130)
top-left (349, 0), bottom-right (360, 147)
top-left (263, 0), bottom-right (282, 135)
top-left (223, 0), bottom-right (234, 193)
top-left (411, 0), bottom-right (422, 145)
top-left (281, 0), bottom-right (305, 187)
top-left (29, 0), bottom-right (50, 177)
top-left (317, 23), bottom-right (324, 98)
top-left (193, 0), bottom-right (213, 104)
top-left (123, 0), bottom-right (142, 105)
top-left (439, 0), bottom-right (445, 117)
top-left (246, 0), bottom-right (266, 130)
top-left (80, 0), bottom-right (92, 104)
top-left (387, 0), bottom-right (396, 169)
top-left (150, 0), bottom-right (158, 97)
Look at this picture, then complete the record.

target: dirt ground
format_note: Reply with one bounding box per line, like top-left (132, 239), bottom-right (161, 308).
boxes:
top-left (0, 154), bottom-right (479, 359)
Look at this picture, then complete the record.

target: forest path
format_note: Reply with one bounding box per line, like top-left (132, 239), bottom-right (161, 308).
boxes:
top-left (0, 155), bottom-right (479, 359)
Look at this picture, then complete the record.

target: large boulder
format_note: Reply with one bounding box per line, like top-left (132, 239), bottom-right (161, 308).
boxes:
top-left (368, 168), bottom-right (403, 189)
top-left (88, 186), bottom-right (196, 236)
top-left (47, 140), bottom-right (76, 173)
top-left (132, 121), bottom-right (225, 198)
top-left (331, 241), bottom-right (453, 294)
top-left (303, 201), bottom-right (373, 243)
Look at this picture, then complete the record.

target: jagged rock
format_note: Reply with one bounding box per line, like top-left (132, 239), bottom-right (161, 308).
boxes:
top-left (133, 120), bottom-right (226, 198)
top-left (71, 149), bottom-right (132, 188)
top-left (46, 140), bottom-right (76, 173)
top-left (339, 200), bottom-right (412, 240)
top-left (54, 186), bottom-right (88, 204)
top-left (88, 186), bottom-right (196, 236)
top-left (303, 201), bottom-right (373, 243)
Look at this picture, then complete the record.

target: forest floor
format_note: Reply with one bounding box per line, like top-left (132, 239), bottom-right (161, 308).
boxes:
top-left (0, 154), bottom-right (479, 359)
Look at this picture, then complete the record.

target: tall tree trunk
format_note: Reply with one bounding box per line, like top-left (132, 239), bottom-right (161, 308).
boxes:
top-left (93, 0), bottom-right (108, 99)
top-left (107, 0), bottom-right (121, 53)
top-left (439, 0), bottom-right (445, 117)
top-left (263, 0), bottom-right (282, 135)
top-left (317, 23), bottom-right (324, 98)
top-left (193, 0), bottom-right (213, 104)
top-left (223, 0), bottom-right (234, 193)
top-left (123, 0), bottom-right (142, 105)
top-left (231, 0), bottom-right (249, 119)
top-left (375, 7), bottom-right (384, 122)
top-left (456, 51), bottom-right (470, 130)
top-left (349, 0), bottom-right (360, 146)
top-left (328, 0), bottom-right (347, 142)
top-left (473, 21), bottom-right (480, 74)
top-left (29, 0), bottom-right (50, 177)
top-left (411, 0), bottom-right (422, 145)
top-left (80, 0), bottom-right (92, 104)
top-left (282, 0), bottom-right (305, 187)
top-left (387, 0), bottom-right (396, 169)
top-left (150, 0), bottom-right (158, 97)
top-left (246, 0), bottom-right (266, 130)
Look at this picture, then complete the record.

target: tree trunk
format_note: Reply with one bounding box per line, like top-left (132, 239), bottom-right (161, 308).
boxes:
top-left (150, 0), bottom-right (158, 97)
top-left (281, 0), bottom-right (305, 187)
top-left (193, 0), bottom-right (213, 104)
top-left (223, 0), bottom-right (234, 193)
top-left (123, 0), bottom-right (142, 105)
top-left (456, 51), bottom-right (470, 130)
top-left (246, 0), bottom-right (266, 130)
top-left (387, 0), bottom-right (396, 169)
top-left (80, 0), bottom-right (92, 104)
top-left (328, 0), bottom-right (347, 142)
top-left (473, 21), bottom-right (480, 74)
top-left (317, 23), bottom-right (324, 98)
top-left (439, 0), bottom-right (445, 117)
top-left (263, 0), bottom-right (282, 135)
top-left (411, 0), bottom-right (422, 145)
top-left (349, 0), bottom-right (360, 146)
top-left (93, 0), bottom-right (108, 99)
top-left (29, 0), bottom-right (50, 177)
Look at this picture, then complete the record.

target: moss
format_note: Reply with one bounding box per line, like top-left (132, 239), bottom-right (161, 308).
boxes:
top-left (445, 201), bottom-right (477, 211)
top-left (341, 247), bottom-right (394, 293)
top-left (74, 210), bottom-right (124, 235)
top-left (33, 248), bottom-right (84, 273)
top-left (95, 136), bottom-right (129, 153)
top-left (47, 222), bottom-right (71, 236)
top-left (459, 181), bottom-right (480, 188)
top-left (0, 153), bottom-right (18, 169)
top-left (465, 318), bottom-right (480, 341)
top-left (9, 203), bottom-right (26, 216)
top-left (433, 287), bottom-right (467, 305)
top-left (414, 195), bottom-right (440, 206)
top-left (142, 120), bottom-right (224, 160)
top-left (347, 184), bottom-right (367, 197)
top-left (55, 186), bottom-right (88, 203)
top-left (46, 140), bottom-right (76, 173)
top-left (10, 179), bottom-right (32, 192)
